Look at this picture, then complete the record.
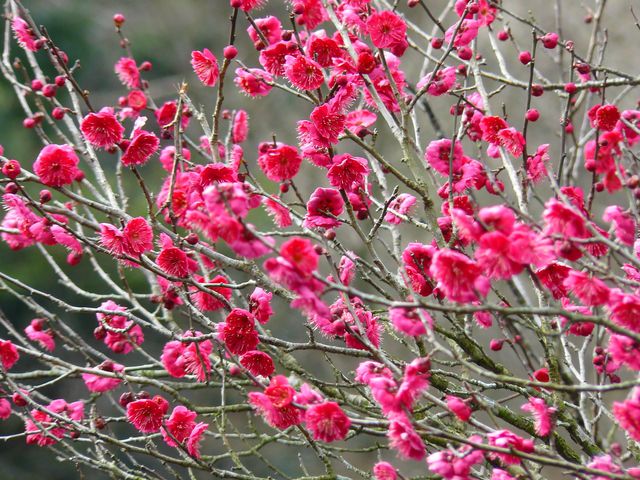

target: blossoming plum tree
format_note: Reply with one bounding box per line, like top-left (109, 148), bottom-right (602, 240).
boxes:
top-left (1, 0), bottom-right (640, 478)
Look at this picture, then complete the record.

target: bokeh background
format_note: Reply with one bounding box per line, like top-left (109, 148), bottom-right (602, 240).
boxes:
top-left (0, 0), bottom-right (638, 478)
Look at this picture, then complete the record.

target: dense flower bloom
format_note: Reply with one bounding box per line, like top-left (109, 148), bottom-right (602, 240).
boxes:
top-left (126, 395), bottom-right (169, 433)
top-left (304, 401), bottom-right (351, 442)
top-left (33, 144), bottom-right (80, 187)
top-left (81, 361), bottom-right (124, 393)
top-left (0, 339), bottom-right (19, 370)
top-left (115, 57), bottom-right (140, 88)
top-left (191, 48), bottom-right (219, 86)
top-left (257, 142), bottom-right (302, 181)
top-left (304, 187), bottom-right (344, 229)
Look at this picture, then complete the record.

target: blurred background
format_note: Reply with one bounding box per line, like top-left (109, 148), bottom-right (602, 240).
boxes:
top-left (0, 0), bottom-right (638, 478)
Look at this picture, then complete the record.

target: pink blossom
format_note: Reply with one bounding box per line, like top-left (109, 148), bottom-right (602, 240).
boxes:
top-left (81, 361), bottom-right (124, 393)
top-left (115, 57), bottom-right (140, 88)
top-left (235, 68), bottom-right (273, 97)
top-left (191, 49), bottom-right (219, 86)
top-left (327, 153), bottom-right (369, 191)
top-left (563, 270), bottom-right (610, 306)
top-left (603, 205), bottom-right (635, 246)
top-left (304, 401), bottom-right (351, 442)
top-left (613, 387), bottom-right (640, 441)
top-left (387, 412), bottom-right (426, 460)
top-left (161, 331), bottom-right (213, 382)
top-left (162, 405), bottom-right (196, 447)
top-left (284, 55), bottom-right (325, 90)
top-left (430, 249), bottom-right (489, 303)
top-left (427, 435), bottom-right (484, 479)
top-left (446, 395), bottom-right (472, 422)
top-left (373, 462), bottom-right (397, 480)
top-left (304, 187), bottom-right (344, 229)
top-left (126, 395), bottom-right (169, 433)
top-left (487, 429), bottom-right (534, 464)
top-left (389, 307), bottom-right (430, 337)
top-left (25, 318), bottom-right (55, 351)
top-left (33, 144), bottom-right (80, 187)
top-left (521, 397), bottom-right (556, 437)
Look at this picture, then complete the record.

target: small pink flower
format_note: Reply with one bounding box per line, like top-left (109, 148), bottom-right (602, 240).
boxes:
top-left (603, 205), bottom-right (635, 246)
top-left (373, 462), bottom-right (397, 480)
top-left (240, 350), bottom-right (275, 376)
top-left (157, 246), bottom-right (191, 277)
top-left (304, 401), bottom-right (351, 442)
top-left (257, 142), bottom-right (302, 181)
top-left (162, 406), bottom-right (196, 447)
top-left (563, 270), bottom-right (610, 306)
top-left (33, 144), bottom-right (80, 187)
top-left (233, 0), bottom-right (267, 12)
top-left (589, 104), bottom-right (620, 131)
top-left (186, 422), bottom-right (208, 458)
top-left (81, 110), bottom-right (124, 148)
top-left (487, 429), bottom-right (534, 464)
top-left (367, 10), bottom-right (407, 53)
top-left (25, 318), bottom-right (55, 351)
top-left (81, 361), bottom-right (124, 393)
top-left (446, 395), bottom-right (472, 422)
top-left (248, 375), bottom-right (302, 430)
top-left (385, 194), bottom-right (416, 225)
top-left (218, 308), bottom-right (259, 355)
top-left (121, 130), bottom-right (159, 167)
top-left (235, 68), bottom-right (273, 97)
top-left (521, 397), bottom-right (556, 437)
top-left (284, 55), bottom-right (325, 90)
top-left (613, 387), bottom-right (640, 441)
top-left (232, 110), bottom-right (249, 143)
top-left (191, 48), bottom-right (219, 87)
top-left (0, 398), bottom-right (11, 420)
top-left (327, 153), bottom-right (369, 191)
top-left (387, 412), bottom-right (425, 460)
top-left (115, 57), bottom-right (140, 88)
top-left (304, 187), bottom-right (344, 229)
top-left (430, 249), bottom-right (489, 303)
top-left (126, 395), bottom-right (169, 433)
top-left (12, 17), bottom-right (38, 52)
top-left (389, 307), bottom-right (430, 337)
top-left (0, 339), bottom-right (19, 370)
top-left (161, 331), bottom-right (213, 382)
top-left (427, 435), bottom-right (484, 479)
top-left (249, 287), bottom-right (273, 324)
